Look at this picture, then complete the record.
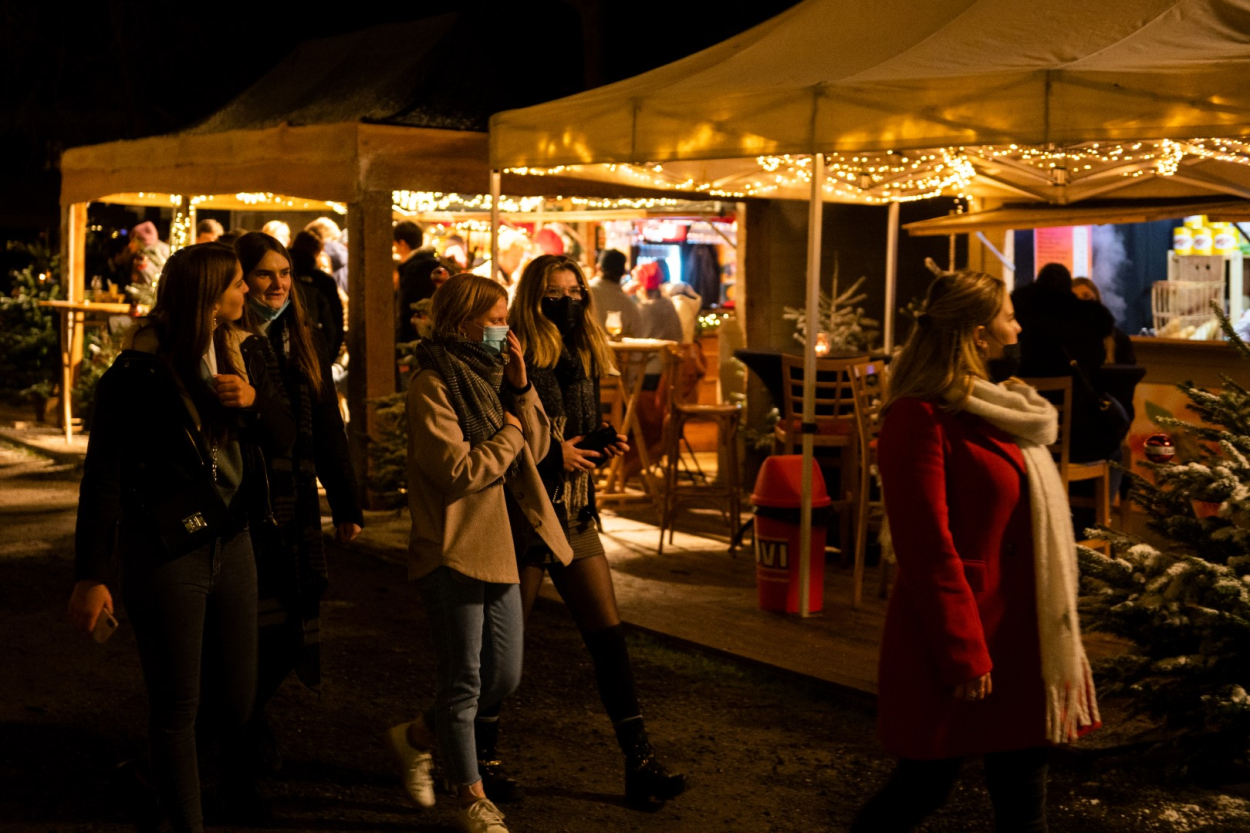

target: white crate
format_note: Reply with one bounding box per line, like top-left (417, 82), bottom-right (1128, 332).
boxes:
top-left (1152, 280), bottom-right (1222, 339)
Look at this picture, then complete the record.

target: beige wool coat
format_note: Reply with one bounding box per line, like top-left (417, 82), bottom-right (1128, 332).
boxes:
top-left (405, 367), bottom-right (573, 584)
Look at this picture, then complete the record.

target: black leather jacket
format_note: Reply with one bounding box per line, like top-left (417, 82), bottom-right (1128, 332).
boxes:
top-left (74, 334), bottom-right (294, 584)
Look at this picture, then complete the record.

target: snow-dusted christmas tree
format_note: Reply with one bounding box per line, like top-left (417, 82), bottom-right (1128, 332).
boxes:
top-left (1080, 313), bottom-right (1250, 768)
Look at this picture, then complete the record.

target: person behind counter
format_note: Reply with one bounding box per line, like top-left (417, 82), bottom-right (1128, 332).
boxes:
top-left (853, 270), bottom-right (1099, 833)
top-left (68, 244), bottom-right (294, 833)
top-left (1012, 263), bottom-right (1123, 463)
top-left (588, 249), bottom-right (641, 338)
top-left (1071, 277), bottom-right (1136, 366)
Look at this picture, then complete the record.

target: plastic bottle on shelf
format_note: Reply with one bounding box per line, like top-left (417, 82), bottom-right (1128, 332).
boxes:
top-left (1193, 225), bottom-right (1215, 255)
top-left (1214, 223), bottom-right (1238, 256)
top-left (1173, 226), bottom-right (1193, 255)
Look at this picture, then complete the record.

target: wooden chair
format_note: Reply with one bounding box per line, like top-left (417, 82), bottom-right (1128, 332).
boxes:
top-left (1018, 376), bottom-right (1112, 552)
top-left (658, 344), bottom-right (743, 554)
top-left (771, 354), bottom-right (860, 555)
top-left (848, 359), bottom-right (893, 608)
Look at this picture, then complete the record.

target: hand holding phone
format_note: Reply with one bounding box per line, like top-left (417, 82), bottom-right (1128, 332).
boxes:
top-left (92, 610), bottom-right (120, 645)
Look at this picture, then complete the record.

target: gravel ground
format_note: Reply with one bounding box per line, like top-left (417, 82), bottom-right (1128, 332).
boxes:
top-left (2, 440), bottom-right (1250, 832)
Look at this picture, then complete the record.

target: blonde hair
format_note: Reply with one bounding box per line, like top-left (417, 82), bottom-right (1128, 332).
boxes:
top-left (431, 273), bottom-right (507, 339)
top-left (885, 270), bottom-right (1005, 412)
top-left (509, 255), bottom-right (615, 376)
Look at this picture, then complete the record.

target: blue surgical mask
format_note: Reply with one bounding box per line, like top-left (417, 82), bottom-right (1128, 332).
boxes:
top-left (248, 295), bottom-right (290, 322)
top-left (482, 325), bottom-right (510, 355)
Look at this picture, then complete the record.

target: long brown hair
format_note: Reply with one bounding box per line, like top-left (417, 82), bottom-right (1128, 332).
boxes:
top-left (885, 270), bottom-right (1005, 412)
top-left (148, 243), bottom-right (244, 440)
top-left (235, 232), bottom-right (323, 397)
top-left (509, 254), bottom-right (615, 376)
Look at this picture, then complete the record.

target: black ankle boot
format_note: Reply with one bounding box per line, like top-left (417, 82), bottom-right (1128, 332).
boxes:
top-left (475, 716), bottom-right (524, 803)
top-left (613, 717), bottom-right (686, 806)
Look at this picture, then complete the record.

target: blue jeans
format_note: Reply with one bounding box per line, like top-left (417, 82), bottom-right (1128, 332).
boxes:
top-left (122, 529), bottom-right (258, 833)
top-left (416, 567), bottom-right (523, 786)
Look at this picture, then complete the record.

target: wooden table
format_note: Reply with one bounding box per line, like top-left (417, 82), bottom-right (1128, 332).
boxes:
top-left (599, 338), bottom-right (678, 506)
top-left (39, 300), bottom-right (133, 441)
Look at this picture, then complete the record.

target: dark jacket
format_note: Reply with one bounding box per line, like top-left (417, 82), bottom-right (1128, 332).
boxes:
top-left (251, 312), bottom-right (362, 688)
top-left (75, 330), bottom-right (294, 585)
top-left (396, 248), bottom-right (442, 344)
top-left (1012, 284), bottom-right (1119, 462)
top-left (296, 269), bottom-right (344, 357)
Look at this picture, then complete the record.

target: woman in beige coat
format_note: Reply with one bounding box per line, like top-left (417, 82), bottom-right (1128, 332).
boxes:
top-left (386, 274), bottom-right (571, 833)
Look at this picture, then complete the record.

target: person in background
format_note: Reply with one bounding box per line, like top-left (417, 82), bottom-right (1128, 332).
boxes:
top-left (261, 221), bottom-right (291, 248)
top-left (132, 221), bottom-right (170, 284)
top-left (305, 217), bottom-right (348, 294)
top-left (662, 281), bottom-right (703, 344)
top-left (853, 270), bottom-right (1099, 833)
top-left (444, 234), bottom-right (469, 270)
top-left (99, 236), bottom-right (138, 290)
top-left (218, 229), bottom-right (247, 248)
top-left (288, 230), bottom-right (345, 357)
top-left (588, 249), bottom-right (640, 339)
top-left (1071, 277), bottom-right (1136, 366)
top-left (485, 254), bottom-right (686, 809)
top-left (196, 219), bottom-right (223, 244)
top-left (69, 244), bottom-right (294, 833)
top-left (394, 221), bottom-right (444, 344)
top-left (634, 262), bottom-right (683, 383)
top-left (234, 232), bottom-right (363, 790)
top-left (387, 274), bottom-right (569, 833)
top-left (1011, 263), bottom-right (1120, 463)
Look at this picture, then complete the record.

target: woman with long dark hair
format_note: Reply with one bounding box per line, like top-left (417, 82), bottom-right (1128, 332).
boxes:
top-left (68, 244), bottom-right (293, 833)
top-left (852, 270), bottom-right (1100, 832)
top-left (387, 273), bottom-right (571, 833)
top-left (233, 231), bottom-right (363, 772)
top-left (480, 254), bottom-right (685, 807)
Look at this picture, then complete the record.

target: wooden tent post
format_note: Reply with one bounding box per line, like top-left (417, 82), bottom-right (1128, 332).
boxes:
top-left (490, 170), bottom-right (501, 281)
top-left (60, 202), bottom-right (87, 442)
top-left (884, 200), bottom-right (900, 352)
top-left (799, 154), bottom-right (825, 618)
top-left (346, 191), bottom-right (397, 505)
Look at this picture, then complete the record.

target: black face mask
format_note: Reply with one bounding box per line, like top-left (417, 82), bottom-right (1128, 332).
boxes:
top-left (987, 342), bottom-right (1022, 383)
top-left (541, 296), bottom-right (583, 336)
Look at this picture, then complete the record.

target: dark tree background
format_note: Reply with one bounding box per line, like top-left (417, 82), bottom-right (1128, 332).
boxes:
top-left (0, 1), bottom-right (801, 233)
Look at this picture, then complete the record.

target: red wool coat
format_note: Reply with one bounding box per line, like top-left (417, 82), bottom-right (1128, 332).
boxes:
top-left (875, 397), bottom-right (1047, 760)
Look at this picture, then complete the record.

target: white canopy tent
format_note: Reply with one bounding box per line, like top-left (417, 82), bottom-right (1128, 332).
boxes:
top-left (490, 0), bottom-right (1250, 613)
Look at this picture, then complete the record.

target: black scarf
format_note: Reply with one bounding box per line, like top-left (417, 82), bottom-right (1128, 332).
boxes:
top-left (531, 346), bottom-right (599, 442)
top-left (416, 337), bottom-right (507, 446)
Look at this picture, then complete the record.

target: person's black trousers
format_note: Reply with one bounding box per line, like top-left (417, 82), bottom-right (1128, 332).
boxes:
top-left (852, 746), bottom-right (1050, 833)
top-left (123, 529), bottom-right (258, 833)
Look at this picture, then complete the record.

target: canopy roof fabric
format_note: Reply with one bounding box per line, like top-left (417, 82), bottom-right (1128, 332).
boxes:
top-left (491, 0), bottom-right (1250, 205)
top-left (903, 197), bottom-right (1250, 236)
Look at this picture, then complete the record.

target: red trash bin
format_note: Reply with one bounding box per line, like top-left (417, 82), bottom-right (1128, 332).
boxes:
top-left (751, 455), bottom-right (830, 614)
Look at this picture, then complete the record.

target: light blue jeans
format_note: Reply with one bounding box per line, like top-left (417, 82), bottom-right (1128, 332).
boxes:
top-left (416, 566), bottom-right (523, 786)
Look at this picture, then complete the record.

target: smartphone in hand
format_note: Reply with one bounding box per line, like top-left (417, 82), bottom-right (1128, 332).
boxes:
top-left (92, 610), bottom-right (119, 645)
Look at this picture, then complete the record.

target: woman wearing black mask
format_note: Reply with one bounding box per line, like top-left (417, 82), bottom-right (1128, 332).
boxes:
top-left (473, 254), bottom-right (685, 808)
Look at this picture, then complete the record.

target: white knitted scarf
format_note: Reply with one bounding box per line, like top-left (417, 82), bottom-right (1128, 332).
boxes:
top-left (962, 378), bottom-right (1101, 744)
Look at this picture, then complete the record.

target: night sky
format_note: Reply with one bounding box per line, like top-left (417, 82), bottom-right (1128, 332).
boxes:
top-left (0, 0), bottom-right (800, 231)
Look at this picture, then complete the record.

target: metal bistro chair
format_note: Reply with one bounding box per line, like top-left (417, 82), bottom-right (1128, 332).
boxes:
top-left (658, 343), bottom-right (743, 555)
top-left (848, 358), bottom-right (893, 608)
top-left (772, 354), bottom-right (860, 555)
top-left (1019, 375), bottom-right (1112, 553)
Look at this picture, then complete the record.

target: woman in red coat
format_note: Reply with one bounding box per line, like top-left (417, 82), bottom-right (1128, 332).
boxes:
top-left (852, 271), bottom-right (1100, 833)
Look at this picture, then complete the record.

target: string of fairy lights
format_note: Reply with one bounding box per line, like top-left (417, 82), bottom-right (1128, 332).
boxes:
top-left (503, 138), bottom-right (1250, 203)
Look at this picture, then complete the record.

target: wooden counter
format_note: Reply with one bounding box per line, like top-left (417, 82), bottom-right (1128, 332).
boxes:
top-left (1129, 336), bottom-right (1241, 388)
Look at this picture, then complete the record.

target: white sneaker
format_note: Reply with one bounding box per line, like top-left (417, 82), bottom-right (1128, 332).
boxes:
top-left (457, 798), bottom-right (509, 833)
top-left (386, 722), bottom-right (435, 808)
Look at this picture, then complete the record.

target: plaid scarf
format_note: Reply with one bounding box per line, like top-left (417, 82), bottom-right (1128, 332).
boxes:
top-left (416, 337), bottom-right (507, 447)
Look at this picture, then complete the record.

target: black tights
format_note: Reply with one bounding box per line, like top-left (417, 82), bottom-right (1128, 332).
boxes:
top-left (478, 555), bottom-right (641, 739)
top-left (852, 747), bottom-right (1050, 833)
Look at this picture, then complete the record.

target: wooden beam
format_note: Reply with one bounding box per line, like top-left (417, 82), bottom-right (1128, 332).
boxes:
top-left (346, 191), bottom-right (398, 507)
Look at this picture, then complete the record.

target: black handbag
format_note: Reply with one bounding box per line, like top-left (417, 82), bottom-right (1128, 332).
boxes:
top-left (144, 477), bottom-right (233, 558)
top-left (1065, 352), bottom-right (1131, 442)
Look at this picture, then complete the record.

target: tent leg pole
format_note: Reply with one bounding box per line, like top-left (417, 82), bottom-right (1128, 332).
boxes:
top-left (800, 153), bottom-right (824, 619)
top-left (884, 201), bottom-right (899, 352)
top-left (490, 170), bottom-right (502, 283)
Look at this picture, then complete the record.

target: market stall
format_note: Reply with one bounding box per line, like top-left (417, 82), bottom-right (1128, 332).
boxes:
top-left (490, 0), bottom-right (1250, 614)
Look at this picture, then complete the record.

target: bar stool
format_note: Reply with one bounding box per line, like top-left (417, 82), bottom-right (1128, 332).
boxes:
top-left (658, 344), bottom-right (743, 555)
